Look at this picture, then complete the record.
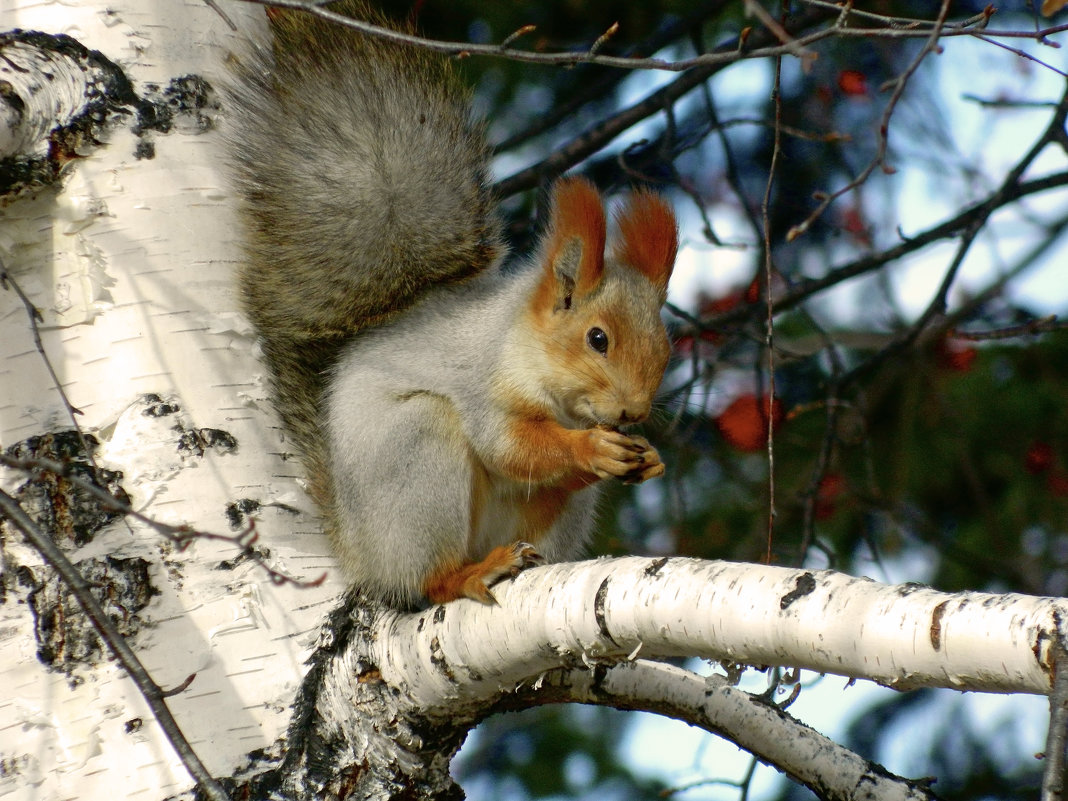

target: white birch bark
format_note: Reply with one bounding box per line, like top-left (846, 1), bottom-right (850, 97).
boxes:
top-left (0, 2), bottom-right (347, 798)
top-left (376, 557), bottom-right (1062, 702)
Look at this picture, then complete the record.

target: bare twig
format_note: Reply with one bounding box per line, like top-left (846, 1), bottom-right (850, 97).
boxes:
top-left (499, 24), bottom-right (536, 50)
top-left (952, 315), bottom-right (1067, 341)
top-left (493, 0), bottom-right (733, 154)
top-left (703, 169), bottom-right (1068, 333)
top-left (796, 333), bottom-right (848, 565)
top-left (801, 0), bottom-right (993, 31)
top-left (0, 453), bottom-right (327, 589)
top-left (0, 488), bottom-right (230, 801)
top-left (962, 95), bottom-right (1061, 109)
top-left (242, 0), bottom-right (838, 73)
top-left (0, 259), bottom-right (101, 481)
top-left (839, 207), bottom-right (980, 386)
top-left (785, 0), bottom-right (954, 243)
top-left (744, 0), bottom-right (816, 66)
top-left (839, 83), bottom-right (1068, 386)
top-left (759, 40), bottom-right (784, 560)
top-left (941, 210), bottom-right (1068, 337)
top-left (239, 0), bottom-right (1063, 72)
top-left (973, 32), bottom-right (1068, 78)
top-left (201, 0), bottom-right (238, 31)
top-left (493, 6), bottom-right (836, 196)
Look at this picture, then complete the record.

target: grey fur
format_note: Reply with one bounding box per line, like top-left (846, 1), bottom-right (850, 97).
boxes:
top-left (223, 6), bottom-right (503, 512)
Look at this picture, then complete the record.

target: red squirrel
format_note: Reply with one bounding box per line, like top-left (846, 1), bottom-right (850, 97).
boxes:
top-left (225, 3), bottom-right (678, 607)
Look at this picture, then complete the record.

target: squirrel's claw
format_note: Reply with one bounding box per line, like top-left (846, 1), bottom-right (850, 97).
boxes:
top-left (455, 541), bottom-right (544, 604)
top-left (623, 460), bottom-right (666, 485)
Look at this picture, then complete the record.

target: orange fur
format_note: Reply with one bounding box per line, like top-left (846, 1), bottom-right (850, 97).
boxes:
top-left (518, 486), bottom-right (572, 541)
top-left (423, 544), bottom-right (538, 604)
top-left (496, 413), bottom-right (595, 487)
top-left (614, 190), bottom-right (678, 294)
top-left (531, 178), bottom-right (607, 315)
top-left (551, 177), bottom-right (606, 295)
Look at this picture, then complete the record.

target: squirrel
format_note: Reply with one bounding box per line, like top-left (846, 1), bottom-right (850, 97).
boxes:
top-left (224, 3), bottom-right (678, 608)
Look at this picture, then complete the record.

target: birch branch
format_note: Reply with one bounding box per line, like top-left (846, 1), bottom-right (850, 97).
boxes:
top-left (372, 556), bottom-right (1063, 708)
top-left (276, 556), bottom-right (1060, 797)
top-left (554, 660), bottom-right (936, 801)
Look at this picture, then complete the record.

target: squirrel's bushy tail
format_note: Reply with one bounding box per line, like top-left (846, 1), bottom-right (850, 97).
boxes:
top-left (225, 3), bottom-right (502, 508)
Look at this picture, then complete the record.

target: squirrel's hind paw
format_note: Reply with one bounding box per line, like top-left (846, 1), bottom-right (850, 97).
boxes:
top-left (424, 541), bottom-right (544, 605)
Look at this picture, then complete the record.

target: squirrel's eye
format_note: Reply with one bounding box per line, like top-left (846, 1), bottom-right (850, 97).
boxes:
top-left (586, 327), bottom-right (609, 355)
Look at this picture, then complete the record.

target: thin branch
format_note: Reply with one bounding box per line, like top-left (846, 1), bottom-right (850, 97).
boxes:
top-left (760, 34), bottom-right (784, 560)
top-left (0, 259), bottom-right (101, 482)
top-left (501, 659), bottom-right (939, 801)
top-left (941, 204), bottom-right (1068, 336)
top-left (839, 82), bottom-right (1068, 386)
top-left (0, 488), bottom-right (229, 801)
top-left (743, 0), bottom-right (816, 66)
top-left (974, 31), bottom-right (1068, 78)
top-left (801, 0), bottom-right (994, 31)
top-left (493, 6), bottom-right (837, 196)
top-left (839, 202), bottom-right (980, 386)
top-left (703, 169), bottom-right (1068, 332)
top-left (786, 0), bottom-right (954, 243)
top-left (201, 0), bottom-right (238, 31)
top-left (962, 94), bottom-right (1061, 109)
top-left (238, 0), bottom-right (1063, 72)
top-left (797, 346), bottom-right (847, 566)
top-left (952, 315), bottom-right (1066, 341)
top-left (493, 0), bottom-right (733, 153)
top-left (241, 0), bottom-right (837, 73)
top-left (0, 453), bottom-right (326, 589)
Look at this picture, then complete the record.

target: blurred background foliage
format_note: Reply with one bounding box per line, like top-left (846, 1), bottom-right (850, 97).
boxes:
top-left (377, 0), bottom-right (1066, 798)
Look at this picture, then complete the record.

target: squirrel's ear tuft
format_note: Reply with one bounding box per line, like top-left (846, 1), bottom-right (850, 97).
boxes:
top-left (544, 177), bottom-right (607, 303)
top-left (614, 190), bottom-right (678, 298)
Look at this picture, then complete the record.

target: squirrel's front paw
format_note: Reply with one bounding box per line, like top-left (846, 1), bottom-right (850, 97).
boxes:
top-left (620, 435), bottom-right (665, 485)
top-left (585, 428), bottom-right (665, 484)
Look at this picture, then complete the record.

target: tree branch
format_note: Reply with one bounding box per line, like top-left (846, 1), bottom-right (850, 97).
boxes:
top-left (274, 557), bottom-right (1063, 797)
top-left (237, 0), bottom-right (1061, 71)
top-left (367, 557), bottom-right (1061, 715)
top-left (704, 170), bottom-right (1068, 332)
top-left (786, 0), bottom-right (954, 243)
top-left (493, 6), bottom-right (837, 196)
top-left (837, 82), bottom-right (1068, 386)
top-left (492, 0), bottom-right (734, 154)
top-left (552, 660), bottom-right (937, 801)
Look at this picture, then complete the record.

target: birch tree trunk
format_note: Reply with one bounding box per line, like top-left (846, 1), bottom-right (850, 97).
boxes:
top-left (0, 3), bottom-right (1065, 801)
top-left (0, 1), bottom-right (348, 797)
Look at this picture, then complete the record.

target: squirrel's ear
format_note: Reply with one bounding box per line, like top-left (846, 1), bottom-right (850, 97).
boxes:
top-left (542, 177), bottom-right (606, 310)
top-left (614, 190), bottom-right (678, 300)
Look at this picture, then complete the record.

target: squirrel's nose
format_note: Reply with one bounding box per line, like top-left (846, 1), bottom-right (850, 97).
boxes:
top-left (617, 402), bottom-right (651, 425)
